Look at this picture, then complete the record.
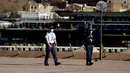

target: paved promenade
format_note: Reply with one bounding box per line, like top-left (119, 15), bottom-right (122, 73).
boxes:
top-left (0, 57), bottom-right (130, 73)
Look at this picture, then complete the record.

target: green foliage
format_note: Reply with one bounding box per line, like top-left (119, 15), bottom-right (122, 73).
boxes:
top-left (9, 12), bottom-right (20, 18)
top-left (23, 4), bottom-right (29, 11)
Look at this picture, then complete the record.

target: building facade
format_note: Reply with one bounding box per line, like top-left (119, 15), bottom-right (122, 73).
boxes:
top-left (107, 0), bottom-right (130, 12)
top-left (0, 0), bottom-right (29, 12)
top-left (1, 0), bottom-right (130, 12)
top-left (28, 0), bottom-right (39, 12)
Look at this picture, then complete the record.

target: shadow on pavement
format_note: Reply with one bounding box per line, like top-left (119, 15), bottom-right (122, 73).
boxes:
top-left (124, 59), bottom-right (130, 61)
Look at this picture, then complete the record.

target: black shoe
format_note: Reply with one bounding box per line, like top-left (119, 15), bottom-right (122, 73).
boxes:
top-left (44, 63), bottom-right (49, 66)
top-left (55, 62), bottom-right (61, 66)
top-left (86, 62), bottom-right (93, 66)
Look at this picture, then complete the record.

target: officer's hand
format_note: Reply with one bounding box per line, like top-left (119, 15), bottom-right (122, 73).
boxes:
top-left (49, 44), bottom-right (52, 47)
top-left (55, 44), bottom-right (57, 48)
top-left (55, 45), bottom-right (57, 48)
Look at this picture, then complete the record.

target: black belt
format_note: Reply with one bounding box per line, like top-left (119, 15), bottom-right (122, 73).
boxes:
top-left (49, 43), bottom-right (54, 45)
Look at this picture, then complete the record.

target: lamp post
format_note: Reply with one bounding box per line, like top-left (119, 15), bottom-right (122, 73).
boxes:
top-left (96, 0), bottom-right (107, 60)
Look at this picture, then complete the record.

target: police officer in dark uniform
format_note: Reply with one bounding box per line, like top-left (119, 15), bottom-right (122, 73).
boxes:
top-left (76, 22), bottom-right (94, 66)
top-left (84, 23), bottom-right (94, 66)
top-left (85, 34), bottom-right (94, 66)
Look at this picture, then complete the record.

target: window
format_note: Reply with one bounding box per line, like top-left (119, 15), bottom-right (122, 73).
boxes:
top-left (123, 5), bottom-right (128, 9)
top-left (121, 3), bottom-right (128, 9)
top-left (107, 1), bottom-right (111, 8)
top-left (120, 0), bottom-right (128, 3)
top-left (124, 1), bottom-right (126, 3)
top-left (34, 6), bottom-right (37, 9)
top-left (109, 1), bottom-right (111, 3)
top-left (107, 4), bottom-right (111, 8)
top-left (107, 0), bottom-right (112, 9)
top-left (31, 6), bottom-right (33, 9)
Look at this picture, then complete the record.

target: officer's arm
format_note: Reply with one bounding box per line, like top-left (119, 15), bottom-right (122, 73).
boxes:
top-left (54, 33), bottom-right (57, 46)
top-left (54, 39), bottom-right (57, 45)
top-left (45, 33), bottom-right (51, 47)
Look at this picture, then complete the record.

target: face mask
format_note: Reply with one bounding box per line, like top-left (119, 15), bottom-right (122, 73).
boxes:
top-left (51, 29), bottom-right (54, 32)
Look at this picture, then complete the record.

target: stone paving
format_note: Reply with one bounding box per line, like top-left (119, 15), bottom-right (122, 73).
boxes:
top-left (0, 57), bottom-right (130, 73)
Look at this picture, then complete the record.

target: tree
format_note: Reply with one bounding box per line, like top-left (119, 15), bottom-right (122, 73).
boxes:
top-left (23, 4), bottom-right (29, 11)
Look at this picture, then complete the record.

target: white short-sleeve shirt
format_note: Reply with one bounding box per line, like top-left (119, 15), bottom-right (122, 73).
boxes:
top-left (45, 32), bottom-right (56, 43)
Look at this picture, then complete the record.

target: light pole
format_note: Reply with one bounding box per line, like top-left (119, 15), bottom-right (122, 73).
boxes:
top-left (96, 0), bottom-right (107, 60)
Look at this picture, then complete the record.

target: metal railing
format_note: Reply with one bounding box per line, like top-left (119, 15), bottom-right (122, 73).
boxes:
top-left (0, 45), bottom-right (128, 53)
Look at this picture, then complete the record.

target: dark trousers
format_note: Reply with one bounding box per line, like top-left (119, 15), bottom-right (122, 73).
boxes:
top-left (44, 44), bottom-right (58, 64)
top-left (86, 45), bottom-right (93, 63)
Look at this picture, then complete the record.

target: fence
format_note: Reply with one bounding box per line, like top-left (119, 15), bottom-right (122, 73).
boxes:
top-left (0, 45), bottom-right (128, 53)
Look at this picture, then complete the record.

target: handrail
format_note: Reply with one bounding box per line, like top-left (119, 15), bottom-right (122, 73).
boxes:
top-left (95, 47), bottom-right (127, 49)
top-left (0, 46), bottom-right (42, 48)
top-left (0, 46), bottom-right (128, 50)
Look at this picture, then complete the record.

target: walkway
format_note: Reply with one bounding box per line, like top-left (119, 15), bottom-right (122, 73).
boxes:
top-left (0, 57), bottom-right (130, 73)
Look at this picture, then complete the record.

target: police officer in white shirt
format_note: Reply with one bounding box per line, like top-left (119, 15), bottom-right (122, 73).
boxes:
top-left (44, 28), bottom-right (61, 66)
